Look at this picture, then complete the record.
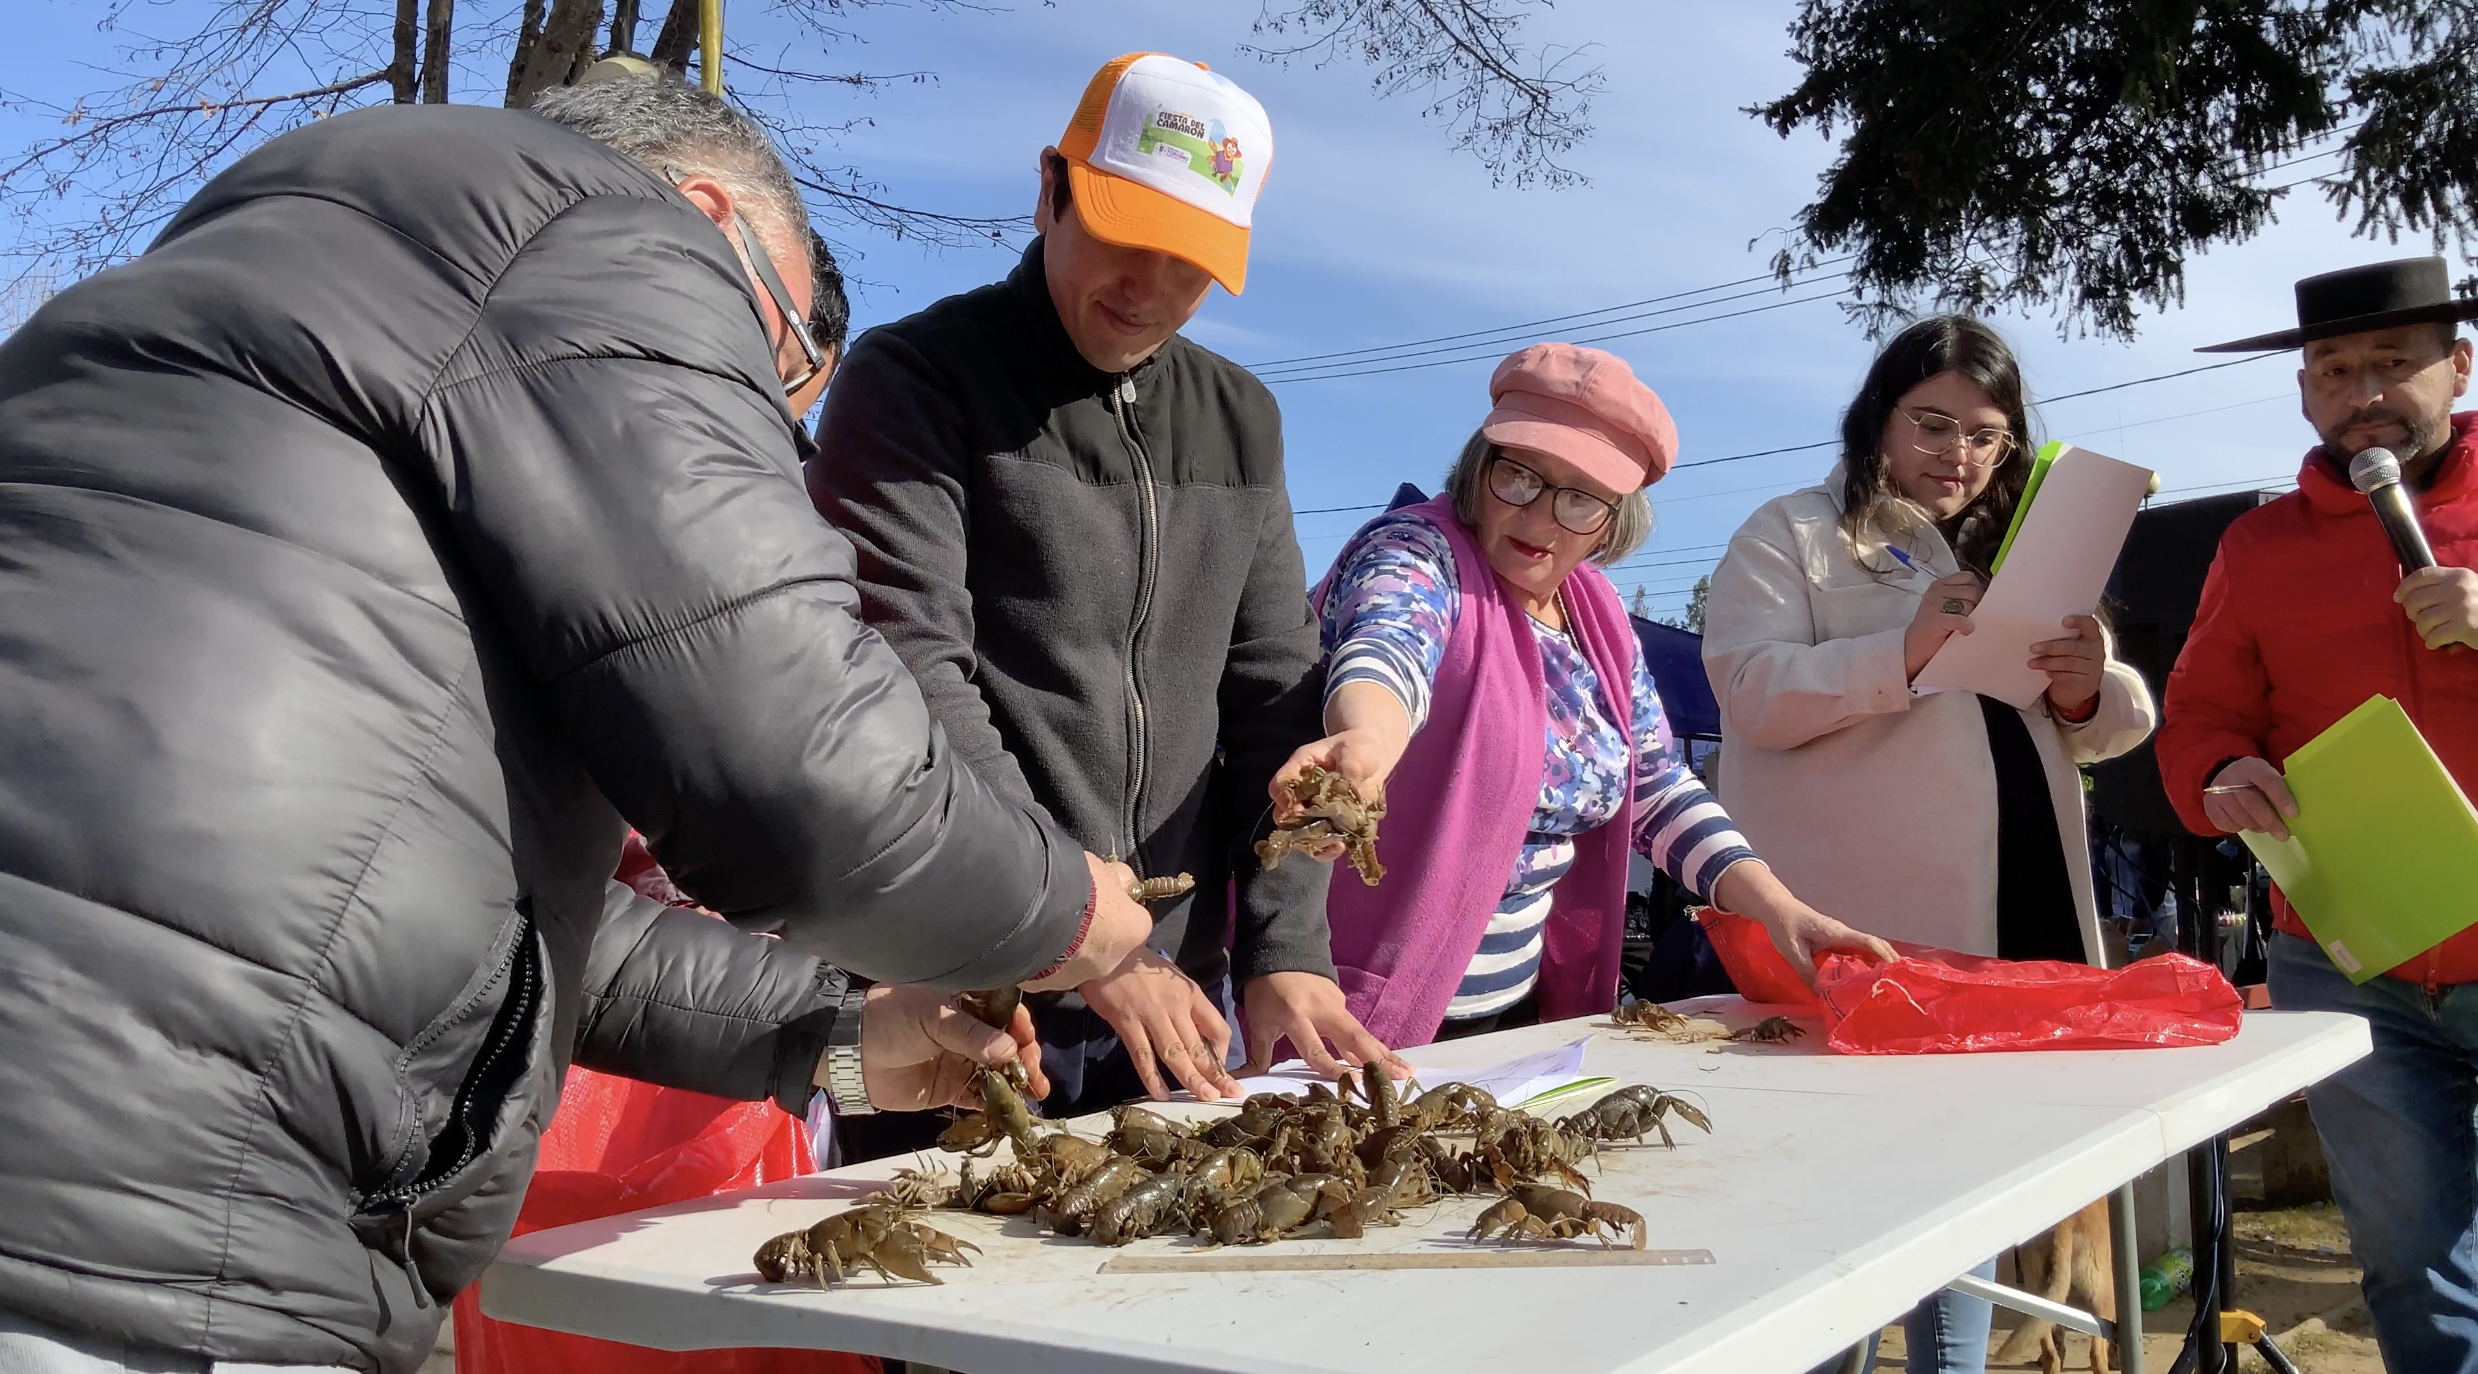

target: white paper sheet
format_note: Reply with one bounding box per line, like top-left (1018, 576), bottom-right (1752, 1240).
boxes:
top-left (1211, 1035), bottom-right (1600, 1107)
top-left (1912, 445), bottom-right (2154, 708)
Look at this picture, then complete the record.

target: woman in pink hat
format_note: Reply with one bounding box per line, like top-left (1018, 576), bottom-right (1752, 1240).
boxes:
top-left (1261, 343), bottom-right (1892, 1056)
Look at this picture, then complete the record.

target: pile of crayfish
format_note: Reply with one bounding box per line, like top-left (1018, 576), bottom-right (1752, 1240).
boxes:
top-left (762, 1063), bottom-right (1714, 1275)
top-left (1257, 764), bottom-right (1385, 886)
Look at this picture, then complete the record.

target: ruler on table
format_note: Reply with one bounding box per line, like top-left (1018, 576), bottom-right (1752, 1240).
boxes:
top-left (1099, 1248), bottom-right (1714, 1274)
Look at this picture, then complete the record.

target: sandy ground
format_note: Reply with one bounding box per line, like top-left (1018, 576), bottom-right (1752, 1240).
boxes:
top-left (1868, 1200), bottom-right (2381, 1373)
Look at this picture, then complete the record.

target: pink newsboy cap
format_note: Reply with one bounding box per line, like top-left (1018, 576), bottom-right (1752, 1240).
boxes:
top-left (1480, 343), bottom-right (1678, 493)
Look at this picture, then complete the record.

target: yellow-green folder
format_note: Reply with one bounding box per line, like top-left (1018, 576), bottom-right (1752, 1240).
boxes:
top-left (1989, 440), bottom-right (2063, 575)
top-left (2241, 695), bottom-right (2478, 983)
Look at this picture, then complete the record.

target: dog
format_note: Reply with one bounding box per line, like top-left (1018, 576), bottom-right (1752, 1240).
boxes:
top-left (1993, 1198), bottom-right (2117, 1373)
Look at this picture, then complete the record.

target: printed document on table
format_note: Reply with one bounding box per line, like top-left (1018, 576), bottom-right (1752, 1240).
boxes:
top-left (1219, 1035), bottom-right (1610, 1108)
top-left (1913, 444), bottom-right (2154, 708)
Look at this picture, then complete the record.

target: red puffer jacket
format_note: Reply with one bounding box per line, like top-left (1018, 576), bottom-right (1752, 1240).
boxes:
top-left (2160, 412), bottom-right (2478, 985)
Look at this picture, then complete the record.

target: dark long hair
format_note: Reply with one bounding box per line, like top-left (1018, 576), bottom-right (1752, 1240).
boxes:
top-left (1837, 316), bottom-right (2036, 579)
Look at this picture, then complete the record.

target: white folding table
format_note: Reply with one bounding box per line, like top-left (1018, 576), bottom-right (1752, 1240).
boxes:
top-left (481, 1002), bottom-right (2368, 1374)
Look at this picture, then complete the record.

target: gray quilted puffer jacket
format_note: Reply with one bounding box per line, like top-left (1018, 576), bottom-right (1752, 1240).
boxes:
top-left (0, 104), bottom-right (1088, 1373)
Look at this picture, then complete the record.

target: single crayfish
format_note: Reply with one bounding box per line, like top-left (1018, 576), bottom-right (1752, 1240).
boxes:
top-left (1041, 1154), bottom-right (1150, 1236)
top-left (1401, 1082), bottom-right (1499, 1133)
top-left (935, 1064), bottom-right (1049, 1159)
top-left (1338, 1060), bottom-right (1406, 1129)
top-left (753, 1205), bottom-right (980, 1287)
top-left (1727, 1015), bottom-right (1809, 1045)
top-left (1611, 1000), bottom-right (1727, 1041)
top-left (1475, 1113), bottom-right (1597, 1195)
top-left (1257, 765), bottom-right (1385, 886)
top-left (1468, 1183), bottom-right (1646, 1250)
top-left (864, 1165), bottom-right (959, 1210)
top-left (1089, 1171), bottom-right (1193, 1247)
top-left (1126, 871), bottom-right (1196, 902)
top-left (1560, 1084), bottom-right (1713, 1150)
top-left (1203, 1172), bottom-right (1364, 1245)
top-left (946, 1158), bottom-right (1046, 1215)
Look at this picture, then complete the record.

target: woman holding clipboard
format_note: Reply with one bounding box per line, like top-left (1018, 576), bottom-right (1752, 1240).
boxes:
top-left (1701, 317), bottom-right (2156, 1374)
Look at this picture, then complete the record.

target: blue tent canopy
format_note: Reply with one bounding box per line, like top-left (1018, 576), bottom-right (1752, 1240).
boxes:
top-left (1630, 616), bottom-right (1720, 741)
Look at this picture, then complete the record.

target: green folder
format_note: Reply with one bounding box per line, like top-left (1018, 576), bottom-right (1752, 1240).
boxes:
top-left (1988, 440), bottom-right (2063, 575)
top-left (2240, 695), bottom-right (2478, 983)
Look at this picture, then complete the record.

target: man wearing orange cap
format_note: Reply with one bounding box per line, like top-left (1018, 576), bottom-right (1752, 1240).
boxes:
top-left (812, 54), bottom-right (1402, 1120)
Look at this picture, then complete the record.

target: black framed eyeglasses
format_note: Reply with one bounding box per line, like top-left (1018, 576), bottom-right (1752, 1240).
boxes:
top-left (661, 165), bottom-right (823, 400)
top-left (731, 216), bottom-right (825, 400)
top-left (1486, 454), bottom-right (1621, 537)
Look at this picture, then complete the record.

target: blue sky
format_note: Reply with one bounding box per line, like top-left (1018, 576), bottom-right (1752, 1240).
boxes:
top-left (5, 1), bottom-right (2421, 619)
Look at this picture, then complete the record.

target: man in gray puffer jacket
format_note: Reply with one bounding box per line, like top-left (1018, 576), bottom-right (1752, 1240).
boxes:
top-left (0, 81), bottom-right (1149, 1374)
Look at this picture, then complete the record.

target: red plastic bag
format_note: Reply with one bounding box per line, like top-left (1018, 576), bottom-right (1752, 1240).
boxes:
top-left (453, 1065), bottom-right (874, 1374)
top-left (1698, 909), bottom-right (2243, 1054)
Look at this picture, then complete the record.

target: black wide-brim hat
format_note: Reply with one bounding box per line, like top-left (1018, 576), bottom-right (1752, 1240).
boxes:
top-left (2197, 254), bottom-right (2478, 352)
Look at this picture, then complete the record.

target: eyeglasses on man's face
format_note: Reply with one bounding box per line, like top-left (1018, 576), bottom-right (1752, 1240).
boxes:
top-left (660, 166), bottom-right (824, 400)
top-left (1900, 406), bottom-right (2016, 468)
top-left (1486, 454), bottom-right (1621, 537)
top-left (729, 216), bottom-right (825, 400)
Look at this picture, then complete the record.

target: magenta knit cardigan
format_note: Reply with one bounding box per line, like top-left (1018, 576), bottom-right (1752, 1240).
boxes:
top-left (1313, 496), bottom-right (1641, 1049)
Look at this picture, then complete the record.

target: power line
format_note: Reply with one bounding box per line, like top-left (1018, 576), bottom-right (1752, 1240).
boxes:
top-left (2040, 354), bottom-right (2280, 405)
top-left (1289, 352), bottom-right (2294, 553)
top-left (1241, 259), bottom-right (1854, 372)
top-left (1261, 286), bottom-right (1851, 386)
top-left (1254, 275), bottom-right (1853, 382)
top-left (1667, 352), bottom-right (2286, 472)
top-left (2151, 472), bottom-right (2295, 500)
top-left (1247, 121), bottom-right (2341, 394)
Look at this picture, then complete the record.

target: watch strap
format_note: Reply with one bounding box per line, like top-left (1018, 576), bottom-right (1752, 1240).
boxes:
top-left (820, 983), bottom-right (875, 1117)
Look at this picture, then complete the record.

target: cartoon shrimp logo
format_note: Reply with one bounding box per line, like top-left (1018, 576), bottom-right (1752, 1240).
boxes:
top-left (1206, 119), bottom-right (1243, 190)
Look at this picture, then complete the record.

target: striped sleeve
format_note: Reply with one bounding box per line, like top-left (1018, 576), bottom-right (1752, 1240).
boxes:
top-left (1626, 639), bottom-right (1757, 899)
top-left (1317, 514), bottom-right (1460, 732)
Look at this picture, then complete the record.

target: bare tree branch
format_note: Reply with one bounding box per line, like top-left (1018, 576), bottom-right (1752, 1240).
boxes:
top-left (1247, 0), bottom-right (1600, 189)
top-left (723, 58), bottom-right (936, 93)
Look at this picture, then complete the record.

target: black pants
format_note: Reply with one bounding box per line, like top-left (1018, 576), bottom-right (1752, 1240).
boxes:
top-left (1978, 696), bottom-right (2085, 963)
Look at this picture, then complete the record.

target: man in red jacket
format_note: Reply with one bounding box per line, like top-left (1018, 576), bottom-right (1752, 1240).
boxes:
top-left (2160, 255), bottom-right (2478, 1371)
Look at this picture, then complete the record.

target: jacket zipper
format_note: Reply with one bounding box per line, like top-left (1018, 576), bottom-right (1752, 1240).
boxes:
top-left (2390, 532), bottom-right (2447, 994)
top-left (368, 931), bottom-right (539, 1214)
top-left (1110, 374), bottom-right (1160, 864)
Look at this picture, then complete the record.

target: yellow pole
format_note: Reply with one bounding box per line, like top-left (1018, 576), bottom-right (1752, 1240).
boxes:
top-left (699, 0), bottom-right (723, 93)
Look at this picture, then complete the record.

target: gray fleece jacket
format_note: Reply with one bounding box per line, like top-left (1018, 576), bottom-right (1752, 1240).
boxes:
top-left (809, 239), bottom-right (1334, 991)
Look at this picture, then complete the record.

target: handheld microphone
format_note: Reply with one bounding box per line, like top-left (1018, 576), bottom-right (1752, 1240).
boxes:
top-left (2348, 447), bottom-right (2439, 573)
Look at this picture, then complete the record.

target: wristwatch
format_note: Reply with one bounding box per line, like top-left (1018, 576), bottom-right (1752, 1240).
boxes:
top-left (819, 982), bottom-right (876, 1117)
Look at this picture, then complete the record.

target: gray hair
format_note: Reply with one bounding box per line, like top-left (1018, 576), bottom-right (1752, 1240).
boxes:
top-left (532, 77), bottom-right (808, 266)
top-left (1444, 428), bottom-right (1653, 566)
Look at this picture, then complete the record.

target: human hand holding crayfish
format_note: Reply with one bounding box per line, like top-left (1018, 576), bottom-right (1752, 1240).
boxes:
top-left (832, 983), bottom-right (1048, 1113)
top-left (1268, 681), bottom-right (1411, 863)
top-left (1020, 855), bottom-right (1158, 993)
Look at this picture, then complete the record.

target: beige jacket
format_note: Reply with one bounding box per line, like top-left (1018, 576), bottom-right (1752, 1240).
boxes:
top-left (1700, 470), bottom-right (2156, 963)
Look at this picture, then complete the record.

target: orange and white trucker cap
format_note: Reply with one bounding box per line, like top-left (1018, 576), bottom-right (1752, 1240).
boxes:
top-left (1057, 53), bottom-right (1273, 295)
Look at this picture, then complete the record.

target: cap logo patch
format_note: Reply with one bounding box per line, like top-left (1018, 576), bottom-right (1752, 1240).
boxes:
top-left (1137, 110), bottom-right (1243, 194)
